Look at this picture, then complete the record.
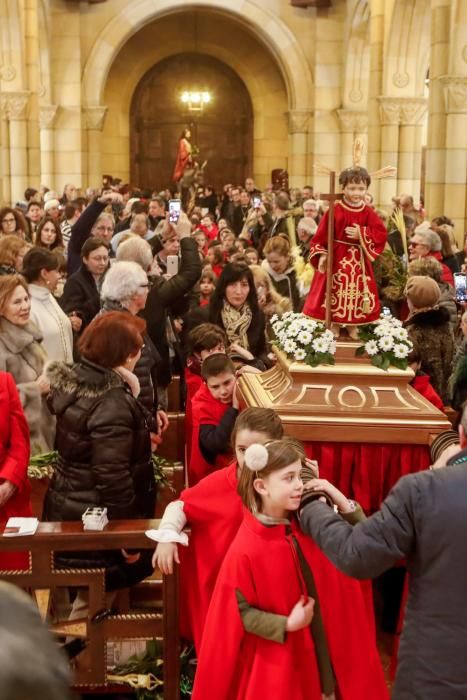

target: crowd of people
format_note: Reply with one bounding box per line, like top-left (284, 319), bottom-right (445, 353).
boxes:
top-left (0, 174), bottom-right (466, 698)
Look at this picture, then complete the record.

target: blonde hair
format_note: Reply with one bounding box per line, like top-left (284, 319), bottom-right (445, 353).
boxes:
top-left (263, 236), bottom-right (290, 257)
top-left (237, 438), bottom-right (304, 513)
top-left (250, 265), bottom-right (292, 315)
top-left (0, 274), bottom-right (29, 316)
top-left (0, 236), bottom-right (30, 268)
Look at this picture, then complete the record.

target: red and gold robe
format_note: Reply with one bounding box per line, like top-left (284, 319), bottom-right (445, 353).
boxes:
top-left (303, 200), bottom-right (387, 325)
top-left (172, 137), bottom-right (192, 182)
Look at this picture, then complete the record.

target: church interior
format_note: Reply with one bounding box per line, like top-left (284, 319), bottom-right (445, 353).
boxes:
top-left (0, 0), bottom-right (466, 698)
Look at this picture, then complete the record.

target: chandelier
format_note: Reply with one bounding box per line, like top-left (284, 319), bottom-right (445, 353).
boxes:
top-left (180, 91), bottom-right (211, 112)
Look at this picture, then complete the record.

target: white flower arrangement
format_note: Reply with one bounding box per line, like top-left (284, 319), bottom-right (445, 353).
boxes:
top-left (356, 313), bottom-right (412, 370)
top-left (271, 312), bottom-right (336, 367)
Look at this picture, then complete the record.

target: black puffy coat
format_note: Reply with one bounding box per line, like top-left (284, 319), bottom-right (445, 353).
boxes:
top-left (43, 359), bottom-right (156, 589)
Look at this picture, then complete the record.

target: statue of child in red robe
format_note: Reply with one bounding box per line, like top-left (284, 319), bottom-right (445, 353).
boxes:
top-left (302, 166), bottom-right (387, 338)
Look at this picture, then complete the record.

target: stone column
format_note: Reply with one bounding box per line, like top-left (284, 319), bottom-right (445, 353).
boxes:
top-left (440, 76), bottom-right (467, 235)
top-left (424, 0), bottom-right (451, 218)
top-left (377, 97), bottom-right (401, 207)
top-left (39, 105), bottom-right (59, 188)
top-left (397, 99), bottom-right (428, 197)
top-left (287, 110), bottom-right (313, 187)
top-left (336, 110), bottom-right (368, 170)
top-left (367, 0), bottom-right (385, 203)
top-left (82, 106), bottom-right (108, 189)
top-left (0, 92), bottom-right (30, 204)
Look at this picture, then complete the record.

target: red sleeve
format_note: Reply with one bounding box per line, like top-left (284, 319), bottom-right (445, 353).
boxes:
top-left (308, 211), bottom-right (330, 266)
top-left (0, 374), bottom-right (30, 491)
top-left (358, 207), bottom-right (388, 262)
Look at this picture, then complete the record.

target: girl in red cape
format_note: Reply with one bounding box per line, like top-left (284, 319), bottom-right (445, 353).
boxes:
top-left (0, 372), bottom-right (32, 570)
top-left (192, 439), bottom-right (388, 700)
top-left (303, 166), bottom-right (387, 338)
top-left (148, 408), bottom-right (284, 653)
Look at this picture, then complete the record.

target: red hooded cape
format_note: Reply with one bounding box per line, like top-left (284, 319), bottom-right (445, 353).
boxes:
top-left (183, 365), bottom-right (203, 470)
top-left (189, 382), bottom-right (233, 486)
top-left (193, 511), bottom-right (388, 700)
top-left (178, 462), bottom-right (242, 650)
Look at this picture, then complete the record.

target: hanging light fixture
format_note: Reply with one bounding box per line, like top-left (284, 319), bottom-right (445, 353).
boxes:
top-left (180, 91), bottom-right (211, 112)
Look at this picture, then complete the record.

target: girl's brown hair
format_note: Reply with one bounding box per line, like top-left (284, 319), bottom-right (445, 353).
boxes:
top-left (230, 407), bottom-right (284, 453)
top-left (0, 236), bottom-right (30, 268)
top-left (0, 274), bottom-right (29, 316)
top-left (34, 217), bottom-right (64, 251)
top-left (237, 438), bottom-right (304, 513)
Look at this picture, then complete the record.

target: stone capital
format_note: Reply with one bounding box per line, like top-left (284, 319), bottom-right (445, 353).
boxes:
top-left (287, 109), bottom-right (313, 134)
top-left (39, 104), bottom-right (59, 130)
top-left (440, 75), bottom-right (467, 114)
top-left (336, 109), bottom-right (368, 133)
top-left (0, 91), bottom-right (30, 120)
top-left (82, 105), bottom-right (108, 131)
top-left (378, 96), bottom-right (427, 126)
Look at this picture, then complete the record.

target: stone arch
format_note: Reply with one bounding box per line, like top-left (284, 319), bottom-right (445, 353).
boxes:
top-left (82, 0), bottom-right (313, 112)
top-left (100, 9), bottom-right (290, 185)
top-left (384, 0), bottom-right (430, 97)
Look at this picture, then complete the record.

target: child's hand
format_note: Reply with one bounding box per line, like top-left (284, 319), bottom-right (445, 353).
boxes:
top-left (318, 254), bottom-right (328, 274)
top-left (304, 458), bottom-right (319, 478)
top-left (232, 380), bottom-right (240, 410)
top-left (236, 365), bottom-right (262, 376)
top-left (230, 343), bottom-right (254, 361)
top-left (303, 478), bottom-right (353, 513)
top-left (345, 224), bottom-right (360, 240)
top-left (286, 596), bottom-right (315, 632)
top-left (153, 542), bottom-right (180, 574)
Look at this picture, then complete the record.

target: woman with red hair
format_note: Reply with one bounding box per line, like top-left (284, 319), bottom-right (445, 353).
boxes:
top-left (44, 311), bottom-right (156, 591)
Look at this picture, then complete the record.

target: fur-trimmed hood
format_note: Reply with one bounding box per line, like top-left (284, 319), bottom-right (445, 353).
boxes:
top-left (403, 306), bottom-right (450, 329)
top-left (46, 359), bottom-right (124, 415)
top-left (0, 318), bottom-right (43, 354)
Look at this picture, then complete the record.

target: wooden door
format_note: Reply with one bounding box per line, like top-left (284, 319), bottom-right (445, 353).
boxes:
top-left (130, 53), bottom-right (253, 192)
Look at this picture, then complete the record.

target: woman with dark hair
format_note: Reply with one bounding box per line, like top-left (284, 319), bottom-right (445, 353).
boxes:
top-left (185, 262), bottom-right (268, 369)
top-left (0, 207), bottom-right (29, 240)
top-left (22, 248), bottom-right (75, 362)
top-left (44, 311), bottom-right (156, 593)
top-left (60, 236), bottom-right (110, 328)
top-left (34, 217), bottom-right (65, 254)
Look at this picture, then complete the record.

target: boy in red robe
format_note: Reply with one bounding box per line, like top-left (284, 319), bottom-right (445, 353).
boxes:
top-left (303, 166), bottom-right (387, 338)
top-left (148, 407), bottom-right (284, 652)
top-left (189, 353), bottom-right (238, 485)
top-left (184, 324), bottom-right (227, 469)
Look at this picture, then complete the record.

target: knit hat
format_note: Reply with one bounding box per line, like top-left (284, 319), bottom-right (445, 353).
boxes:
top-left (405, 275), bottom-right (440, 310)
top-left (44, 199), bottom-right (60, 212)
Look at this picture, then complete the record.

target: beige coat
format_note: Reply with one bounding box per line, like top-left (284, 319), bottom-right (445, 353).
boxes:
top-left (0, 318), bottom-right (55, 455)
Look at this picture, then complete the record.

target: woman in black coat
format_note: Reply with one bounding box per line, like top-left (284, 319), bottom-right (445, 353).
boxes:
top-left (184, 262), bottom-right (269, 370)
top-left (60, 237), bottom-right (110, 329)
top-left (44, 311), bottom-right (155, 591)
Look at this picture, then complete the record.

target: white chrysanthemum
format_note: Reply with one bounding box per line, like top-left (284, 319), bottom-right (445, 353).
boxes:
top-left (288, 323), bottom-right (301, 337)
top-left (283, 339), bottom-right (297, 354)
top-left (374, 324), bottom-right (388, 337)
top-left (312, 337), bottom-right (328, 353)
top-left (392, 327), bottom-right (408, 341)
top-left (270, 314), bottom-right (279, 325)
top-left (378, 335), bottom-right (394, 351)
top-left (365, 340), bottom-right (379, 356)
top-left (323, 329), bottom-right (335, 343)
top-left (294, 348), bottom-right (306, 361)
top-left (244, 444), bottom-right (269, 472)
top-left (300, 331), bottom-right (312, 345)
top-left (391, 318), bottom-right (403, 327)
top-left (393, 343), bottom-right (409, 359)
top-left (282, 311), bottom-right (293, 320)
top-left (329, 340), bottom-right (337, 355)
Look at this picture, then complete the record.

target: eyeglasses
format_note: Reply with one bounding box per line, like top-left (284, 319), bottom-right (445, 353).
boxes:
top-left (2, 217), bottom-right (15, 224)
top-left (139, 283), bottom-right (149, 288)
top-left (408, 240), bottom-right (428, 248)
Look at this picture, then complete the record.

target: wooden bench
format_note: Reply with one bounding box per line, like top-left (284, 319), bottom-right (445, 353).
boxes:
top-left (0, 519), bottom-right (180, 696)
